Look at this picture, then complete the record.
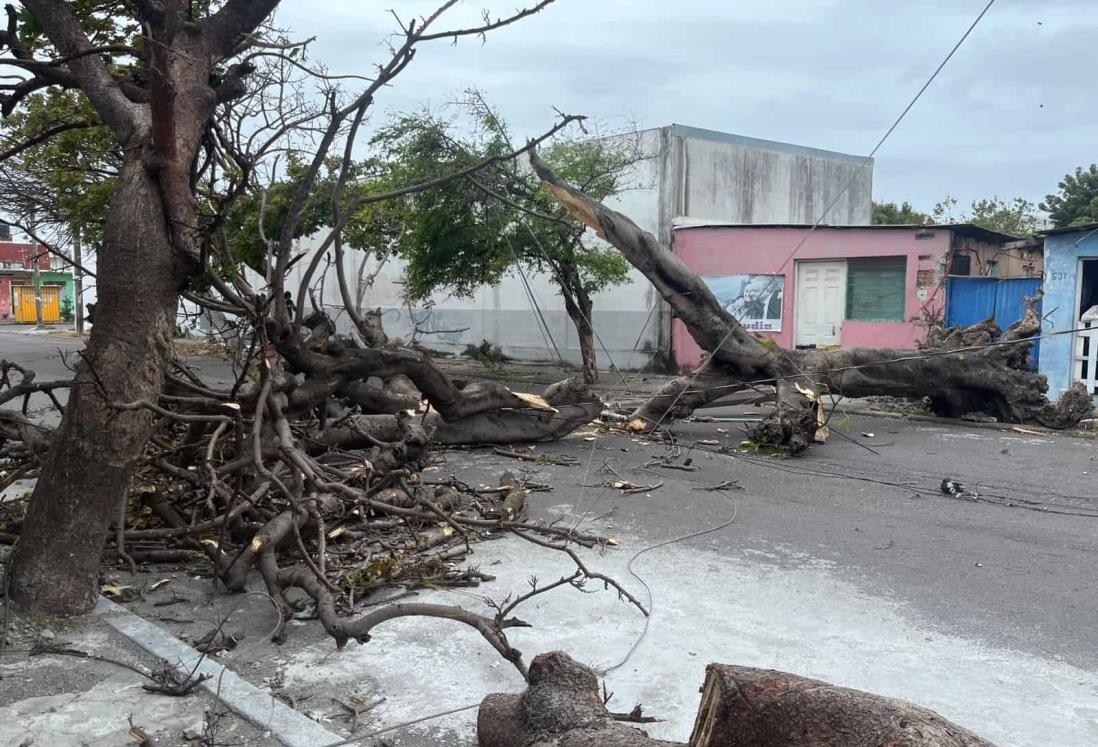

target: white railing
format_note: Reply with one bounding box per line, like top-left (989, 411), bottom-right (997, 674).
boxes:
top-left (1074, 314), bottom-right (1098, 395)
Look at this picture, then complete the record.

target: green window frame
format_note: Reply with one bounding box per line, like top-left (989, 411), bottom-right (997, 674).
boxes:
top-left (845, 257), bottom-right (907, 322)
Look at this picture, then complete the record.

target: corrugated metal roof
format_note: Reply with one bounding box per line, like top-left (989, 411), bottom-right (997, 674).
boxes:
top-left (670, 220), bottom-right (1020, 243)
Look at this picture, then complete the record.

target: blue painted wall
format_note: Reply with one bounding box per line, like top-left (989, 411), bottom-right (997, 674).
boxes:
top-left (945, 276), bottom-right (1043, 365)
top-left (1039, 227), bottom-right (1098, 399)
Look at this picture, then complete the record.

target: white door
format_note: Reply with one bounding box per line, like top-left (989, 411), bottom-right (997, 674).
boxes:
top-left (796, 261), bottom-right (847, 347)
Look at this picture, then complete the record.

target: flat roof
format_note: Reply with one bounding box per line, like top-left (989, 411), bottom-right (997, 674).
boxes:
top-left (668, 123), bottom-right (869, 166)
top-left (671, 220), bottom-right (1020, 243)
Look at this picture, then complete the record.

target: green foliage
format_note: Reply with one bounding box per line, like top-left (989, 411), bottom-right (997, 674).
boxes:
top-left (464, 339), bottom-right (508, 369)
top-left (932, 194), bottom-right (1040, 237)
top-left (365, 95), bottom-right (635, 306)
top-left (871, 200), bottom-right (930, 225)
top-left (0, 90), bottom-right (119, 245)
top-left (1040, 164), bottom-right (1098, 228)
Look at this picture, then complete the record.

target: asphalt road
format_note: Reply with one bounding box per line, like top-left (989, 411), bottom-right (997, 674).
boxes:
top-left (4, 327), bottom-right (1098, 745)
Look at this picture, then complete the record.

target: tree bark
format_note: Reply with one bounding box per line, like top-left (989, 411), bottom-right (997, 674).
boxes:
top-left (8, 158), bottom-right (180, 615)
top-left (477, 652), bottom-right (997, 747)
top-left (7, 0), bottom-right (271, 616)
top-left (561, 267), bottom-right (598, 385)
top-left (690, 665), bottom-right (995, 747)
top-left (478, 651), bottom-right (682, 747)
top-left (530, 154), bottom-right (1094, 438)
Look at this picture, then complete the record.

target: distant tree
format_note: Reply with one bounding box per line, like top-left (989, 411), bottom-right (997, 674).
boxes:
top-left (365, 93), bottom-right (639, 384)
top-left (0, 89), bottom-right (119, 247)
top-left (1040, 164), bottom-right (1098, 228)
top-left (871, 200), bottom-right (930, 225)
top-left (933, 195), bottom-right (1039, 237)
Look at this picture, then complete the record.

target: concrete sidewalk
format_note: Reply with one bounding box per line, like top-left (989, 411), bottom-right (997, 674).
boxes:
top-left (0, 601), bottom-right (285, 747)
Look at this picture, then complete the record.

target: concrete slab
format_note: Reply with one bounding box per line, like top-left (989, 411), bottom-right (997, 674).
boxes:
top-left (96, 597), bottom-right (343, 747)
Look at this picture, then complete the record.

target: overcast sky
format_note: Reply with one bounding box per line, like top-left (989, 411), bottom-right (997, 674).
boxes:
top-left (276, 0), bottom-right (1095, 216)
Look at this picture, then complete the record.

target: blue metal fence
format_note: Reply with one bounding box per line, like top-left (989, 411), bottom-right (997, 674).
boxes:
top-left (945, 276), bottom-right (1043, 365)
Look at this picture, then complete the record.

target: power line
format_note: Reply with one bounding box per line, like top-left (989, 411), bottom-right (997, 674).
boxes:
top-left (647, 0), bottom-right (998, 428)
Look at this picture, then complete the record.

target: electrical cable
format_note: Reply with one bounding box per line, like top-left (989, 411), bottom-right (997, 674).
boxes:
top-left (644, 0), bottom-right (998, 430)
top-left (601, 493), bottom-right (738, 675)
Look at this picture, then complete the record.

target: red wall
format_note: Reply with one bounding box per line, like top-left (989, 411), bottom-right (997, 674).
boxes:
top-left (671, 226), bottom-right (950, 370)
top-left (0, 241), bottom-right (47, 269)
top-left (0, 276), bottom-right (11, 319)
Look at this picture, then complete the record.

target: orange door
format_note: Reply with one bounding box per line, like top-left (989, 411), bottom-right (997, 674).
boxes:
top-left (14, 285), bottom-right (61, 323)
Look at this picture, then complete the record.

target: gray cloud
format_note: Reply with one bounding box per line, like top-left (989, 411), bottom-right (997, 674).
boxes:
top-left (277, 0), bottom-right (1097, 214)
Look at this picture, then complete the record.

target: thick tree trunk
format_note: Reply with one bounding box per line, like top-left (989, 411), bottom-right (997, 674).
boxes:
top-left (531, 154), bottom-right (1094, 436)
top-left (478, 652), bottom-right (996, 747)
top-left (9, 159), bottom-right (180, 616)
top-left (690, 665), bottom-right (995, 747)
top-left (561, 271), bottom-right (598, 385)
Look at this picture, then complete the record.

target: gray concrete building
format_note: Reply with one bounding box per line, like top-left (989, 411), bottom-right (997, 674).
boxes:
top-left (286, 124), bottom-right (873, 370)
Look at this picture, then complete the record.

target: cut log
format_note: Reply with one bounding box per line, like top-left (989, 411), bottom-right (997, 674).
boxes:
top-left (477, 652), bottom-right (998, 747)
top-left (690, 665), bottom-right (996, 747)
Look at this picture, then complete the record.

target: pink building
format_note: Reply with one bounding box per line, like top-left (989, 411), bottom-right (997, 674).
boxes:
top-left (0, 240), bottom-right (50, 320)
top-left (671, 223), bottom-right (1028, 370)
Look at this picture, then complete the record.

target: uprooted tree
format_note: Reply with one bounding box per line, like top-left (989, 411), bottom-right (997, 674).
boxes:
top-left (530, 154), bottom-right (1095, 452)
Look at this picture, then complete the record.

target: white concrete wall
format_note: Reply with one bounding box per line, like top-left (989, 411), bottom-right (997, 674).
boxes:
top-left (675, 125), bottom-right (872, 226)
top-left (254, 125), bottom-right (871, 371)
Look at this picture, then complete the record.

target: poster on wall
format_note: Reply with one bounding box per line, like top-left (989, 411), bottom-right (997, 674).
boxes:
top-left (703, 274), bottom-right (784, 332)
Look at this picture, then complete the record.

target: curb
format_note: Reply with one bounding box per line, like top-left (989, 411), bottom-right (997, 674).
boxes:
top-left (95, 597), bottom-right (343, 747)
top-left (851, 407), bottom-right (1098, 440)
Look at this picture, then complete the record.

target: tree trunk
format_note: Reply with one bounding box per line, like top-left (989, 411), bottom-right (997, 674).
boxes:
top-left (530, 154), bottom-right (1094, 438)
top-left (690, 665), bottom-right (995, 747)
top-left (8, 158), bottom-right (180, 616)
top-left (561, 271), bottom-right (598, 384)
top-left (478, 652), bottom-right (997, 747)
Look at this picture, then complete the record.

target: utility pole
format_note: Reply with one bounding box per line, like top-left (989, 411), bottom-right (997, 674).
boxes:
top-left (29, 215), bottom-right (42, 325)
top-left (73, 228), bottom-right (84, 333)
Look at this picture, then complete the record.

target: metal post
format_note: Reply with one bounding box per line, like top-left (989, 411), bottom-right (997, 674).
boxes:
top-left (29, 217), bottom-right (42, 325)
top-left (73, 228), bottom-right (84, 333)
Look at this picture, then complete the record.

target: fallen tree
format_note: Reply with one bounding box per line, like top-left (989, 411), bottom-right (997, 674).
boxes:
top-left (531, 154), bottom-right (1094, 451)
top-left (0, 0), bottom-right (658, 672)
top-left (478, 650), bottom-right (997, 747)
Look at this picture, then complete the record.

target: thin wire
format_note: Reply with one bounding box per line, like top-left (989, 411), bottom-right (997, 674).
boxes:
top-left (647, 0), bottom-right (997, 427)
top-left (515, 216), bottom-right (631, 385)
top-left (319, 702), bottom-right (481, 747)
top-left (601, 493), bottom-right (738, 675)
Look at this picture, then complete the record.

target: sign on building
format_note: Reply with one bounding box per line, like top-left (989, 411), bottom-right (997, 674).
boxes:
top-left (703, 274), bottom-right (784, 332)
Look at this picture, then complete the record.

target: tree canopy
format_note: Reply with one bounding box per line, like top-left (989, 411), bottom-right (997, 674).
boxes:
top-left (871, 200), bottom-right (930, 225)
top-left (1041, 164), bottom-right (1098, 228)
top-left (932, 195), bottom-right (1040, 237)
top-left (363, 95), bottom-right (636, 306)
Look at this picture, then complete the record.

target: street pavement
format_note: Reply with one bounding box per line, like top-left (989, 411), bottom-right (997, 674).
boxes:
top-left (2, 327), bottom-right (1097, 746)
